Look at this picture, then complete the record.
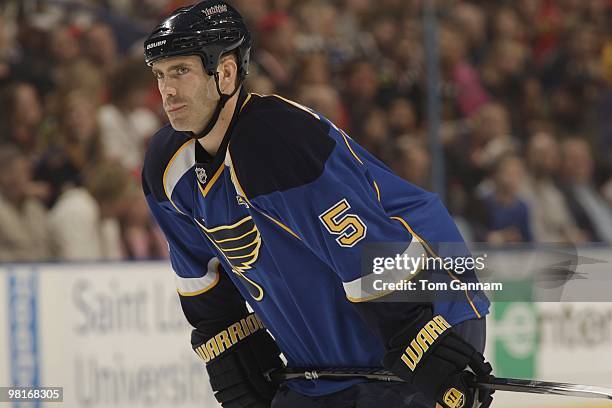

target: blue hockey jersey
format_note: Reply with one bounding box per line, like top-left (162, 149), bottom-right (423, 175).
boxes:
top-left (142, 91), bottom-right (490, 397)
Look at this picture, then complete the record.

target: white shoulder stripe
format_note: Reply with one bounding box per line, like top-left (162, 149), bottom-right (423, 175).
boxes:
top-left (163, 140), bottom-right (195, 211)
top-left (175, 257), bottom-right (221, 296)
top-left (343, 236), bottom-right (425, 302)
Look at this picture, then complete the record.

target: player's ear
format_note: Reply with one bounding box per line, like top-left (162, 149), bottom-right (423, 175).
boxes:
top-left (218, 56), bottom-right (238, 93)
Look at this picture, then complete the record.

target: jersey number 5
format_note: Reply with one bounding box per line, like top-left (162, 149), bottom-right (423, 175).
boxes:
top-left (319, 199), bottom-right (367, 247)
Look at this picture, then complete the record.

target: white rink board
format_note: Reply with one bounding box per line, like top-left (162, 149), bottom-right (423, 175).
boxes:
top-left (2, 260), bottom-right (612, 408)
top-left (1, 262), bottom-right (218, 408)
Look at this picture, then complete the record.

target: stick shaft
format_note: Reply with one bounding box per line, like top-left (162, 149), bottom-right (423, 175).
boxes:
top-left (268, 368), bottom-right (612, 400)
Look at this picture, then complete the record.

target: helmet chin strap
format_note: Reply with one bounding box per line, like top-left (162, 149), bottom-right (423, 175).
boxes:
top-left (192, 71), bottom-right (242, 140)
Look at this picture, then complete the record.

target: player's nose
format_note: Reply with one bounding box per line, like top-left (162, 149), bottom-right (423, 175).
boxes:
top-left (158, 78), bottom-right (177, 98)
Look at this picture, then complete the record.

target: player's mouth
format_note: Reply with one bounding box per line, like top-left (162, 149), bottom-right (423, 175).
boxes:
top-left (167, 105), bottom-right (186, 113)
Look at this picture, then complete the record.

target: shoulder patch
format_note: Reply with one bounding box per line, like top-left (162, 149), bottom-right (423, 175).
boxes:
top-left (229, 96), bottom-right (336, 199)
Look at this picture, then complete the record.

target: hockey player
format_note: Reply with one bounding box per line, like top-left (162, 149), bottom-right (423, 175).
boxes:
top-left (142, 1), bottom-right (494, 407)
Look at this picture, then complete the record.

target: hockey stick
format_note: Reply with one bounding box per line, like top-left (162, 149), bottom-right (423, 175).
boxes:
top-left (267, 368), bottom-right (612, 400)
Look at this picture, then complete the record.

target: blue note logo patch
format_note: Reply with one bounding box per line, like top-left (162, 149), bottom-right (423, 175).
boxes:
top-left (199, 216), bottom-right (264, 300)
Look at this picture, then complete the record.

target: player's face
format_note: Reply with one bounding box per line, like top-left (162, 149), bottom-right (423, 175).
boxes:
top-left (152, 55), bottom-right (219, 134)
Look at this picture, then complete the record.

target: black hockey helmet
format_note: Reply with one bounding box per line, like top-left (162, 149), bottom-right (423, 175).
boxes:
top-left (144, 0), bottom-right (252, 80)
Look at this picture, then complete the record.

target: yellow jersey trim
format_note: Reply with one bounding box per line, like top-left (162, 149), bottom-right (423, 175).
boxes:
top-left (218, 239), bottom-right (258, 252)
top-left (373, 180), bottom-right (381, 202)
top-left (240, 93), bottom-right (253, 112)
top-left (340, 130), bottom-right (364, 165)
top-left (225, 244), bottom-right (260, 260)
top-left (163, 139), bottom-right (194, 215)
top-left (201, 215), bottom-right (252, 233)
top-left (234, 270), bottom-right (265, 301)
top-left (226, 142), bottom-right (302, 241)
top-left (390, 216), bottom-right (482, 319)
top-left (225, 147), bottom-right (255, 207)
top-left (194, 92), bottom-right (251, 200)
top-left (198, 165), bottom-right (225, 198)
top-left (259, 212), bottom-right (302, 241)
top-left (215, 226), bottom-right (258, 243)
top-left (271, 94), bottom-right (321, 120)
top-left (177, 263), bottom-right (221, 296)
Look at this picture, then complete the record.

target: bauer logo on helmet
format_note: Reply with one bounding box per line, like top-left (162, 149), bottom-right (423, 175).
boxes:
top-left (146, 40), bottom-right (167, 50)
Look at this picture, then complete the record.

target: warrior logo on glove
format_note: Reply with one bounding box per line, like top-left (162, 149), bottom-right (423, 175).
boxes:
top-left (401, 315), bottom-right (452, 370)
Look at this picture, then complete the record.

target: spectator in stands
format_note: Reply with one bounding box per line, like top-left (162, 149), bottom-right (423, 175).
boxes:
top-left (255, 11), bottom-right (298, 92)
top-left (0, 81), bottom-right (44, 156)
top-left (522, 131), bottom-right (584, 243)
top-left (479, 153), bottom-right (533, 245)
top-left (451, 2), bottom-right (487, 65)
top-left (246, 73), bottom-right (276, 95)
top-left (34, 89), bottom-right (103, 207)
top-left (560, 138), bottom-right (612, 243)
top-left (4, 19), bottom-right (54, 95)
top-left (97, 58), bottom-right (159, 175)
top-left (48, 58), bottom-right (106, 108)
top-left (297, 84), bottom-right (345, 128)
top-left (481, 40), bottom-right (529, 127)
top-left (439, 22), bottom-right (490, 117)
top-left (232, 0), bottom-right (269, 27)
top-left (491, 6), bottom-right (527, 43)
top-left (0, 18), bottom-right (17, 87)
top-left (387, 97), bottom-right (417, 139)
top-left (121, 190), bottom-right (169, 260)
top-left (295, 2), bottom-right (340, 54)
top-left (394, 137), bottom-right (430, 189)
top-left (48, 160), bottom-right (130, 261)
top-left (47, 24), bottom-right (81, 86)
top-left (360, 108), bottom-right (392, 162)
top-left (82, 22), bottom-right (119, 77)
top-left (446, 102), bottom-right (517, 197)
top-left (0, 0), bottom-right (610, 260)
top-left (0, 145), bottom-right (52, 261)
top-left (341, 59), bottom-right (380, 136)
top-left (295, 52), bottom-right (331, 87)
top-left (386, 32), bottom-right (424, 109)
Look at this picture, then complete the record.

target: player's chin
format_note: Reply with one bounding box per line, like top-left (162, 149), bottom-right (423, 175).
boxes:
top-left (168, 116), bottom-right (192, 132)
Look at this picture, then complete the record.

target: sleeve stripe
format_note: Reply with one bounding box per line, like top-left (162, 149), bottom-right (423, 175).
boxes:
top-left (343, 235), bottom-right (426, 303)
top-left (175, 257), bottom-right (221, 296)
top-left (163, 139), bottom-right (195, 214)
top-left (391, 215), bottom-right (482, 319)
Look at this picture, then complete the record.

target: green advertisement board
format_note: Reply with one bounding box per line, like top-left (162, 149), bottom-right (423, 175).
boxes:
top-left (492, 281), bottom-right (539, 378)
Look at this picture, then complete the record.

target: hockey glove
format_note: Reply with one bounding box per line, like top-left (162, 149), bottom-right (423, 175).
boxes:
top-left (192, 313), bottom-right (284, 408)
top-left (382, 310), bottom-right (494, 408)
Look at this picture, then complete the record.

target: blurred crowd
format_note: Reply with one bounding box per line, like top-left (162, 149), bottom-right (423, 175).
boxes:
top-left (1, 0), bottom-right (611, 262)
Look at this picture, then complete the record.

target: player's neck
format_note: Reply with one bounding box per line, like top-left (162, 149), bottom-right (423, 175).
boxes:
top-left (198, 90), bottom-right (240, 156)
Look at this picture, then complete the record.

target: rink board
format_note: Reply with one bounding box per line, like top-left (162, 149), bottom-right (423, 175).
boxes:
top-left (1, 256), bottom-right (611, 408)
top-left (0, 262), bottom-right (216, 408)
